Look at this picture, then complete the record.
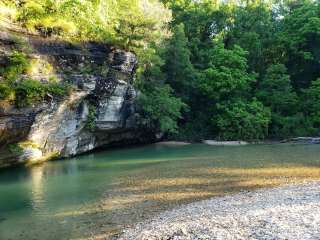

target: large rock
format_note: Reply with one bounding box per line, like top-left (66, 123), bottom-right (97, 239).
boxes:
top-left (0, 26), bottom-right (145, 167)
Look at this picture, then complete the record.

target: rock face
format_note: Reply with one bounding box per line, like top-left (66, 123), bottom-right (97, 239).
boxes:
top-left (0, 26), bottom-right (146, 167)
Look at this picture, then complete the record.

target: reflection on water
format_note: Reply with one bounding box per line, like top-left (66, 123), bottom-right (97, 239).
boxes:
top-left (0, 143), bottom-right (320, 240)
top-left (30, 166), bottom-right (45, 212)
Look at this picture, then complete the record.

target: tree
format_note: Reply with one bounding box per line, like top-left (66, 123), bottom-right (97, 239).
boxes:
top-left (226, 2), bottom-right (276, 75)
top-left (257, 64), bottom-right (298, 115)
top-left (215, 99), bottom-right (271, 140)
top-left (278, 1), bottom-right (320, 88)
top-left (137, 85), bottom-right (187, 134)
top-left (113, 0), bottom-right (171, 50)
top-left (163, 23), bottom-right (195, 99)
top-left (302, 79), bottom-right (320, 133)
top-left (197, 44), bottom-right (255, 102)
top-left (257, 64), bottom-right (300, 137)
top-left (12, 0), bottom-right (172, 51)
top-left (136, 42), bottom-right (187, 135)
top-left (3, 0), bottom-right (320, 139)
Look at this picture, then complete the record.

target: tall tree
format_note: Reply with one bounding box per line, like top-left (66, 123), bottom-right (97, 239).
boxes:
top-left (257, 64), bottom-right (300, 137)
top-left (278, 0), bottom-right (320, 88)
top-left (163, 23), bottom-right (195, 100)
top-left (302, 79), bottom-right (320, 134)
top-left (197, 44), bottom-right (255, 102)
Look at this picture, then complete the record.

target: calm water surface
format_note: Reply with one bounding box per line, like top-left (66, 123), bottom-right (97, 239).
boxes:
top-left (0, 144), bottom-right (320, 239)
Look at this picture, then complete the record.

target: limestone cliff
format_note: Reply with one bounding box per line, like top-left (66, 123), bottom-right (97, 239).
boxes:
top-left (0, 24), bottom-right (146, 168)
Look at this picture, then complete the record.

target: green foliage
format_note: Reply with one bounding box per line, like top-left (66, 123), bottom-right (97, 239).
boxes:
top-left (85, 103), bottom-right (97, 131)
top-left (0, 83), bottom-right (13, 100)
top-left (2, 0), bottom-right (320, 140)
top-left (226, 2), bottom-right (276, 74)
top-left (14, 79), bottom-right (45, 107)
top-left (161, 0), bottom-right (320, 140)
top-left (8, 141), bottom-right (39, 155)
top-left (8, 143), bottom-right (23, 155)
top-left (302, 79), bottom-right (320, 131)
top-left (14, 79), bottom-right (70, 107)
top-left (197, 44), bottom-right (254, 101)
top-left (278, 1), bottom-right (320, 88)
top-left (0, 50), bottom-right (70, 106)
top-left (137, 85), bottom-right (187, 134)
top-left (257, 64), bottom-right (300, 137)
top-left (8, 0), bottom-right (171, 50)
top-left (45, 82), bottom-right (70, 97)
top-left (163, 23), bottom-right (195, 99)
top-left (0, 51), bottom-right (30, 81)
top-left (215, 99), bottom-right (271, 141)
top-left (270, 113), bottom-right (316, 138)
top-left (257, 64), bottom-right (297, 114)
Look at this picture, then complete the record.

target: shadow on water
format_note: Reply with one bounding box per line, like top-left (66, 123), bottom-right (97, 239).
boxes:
top-left (0, 143), bottom-right (320, 240)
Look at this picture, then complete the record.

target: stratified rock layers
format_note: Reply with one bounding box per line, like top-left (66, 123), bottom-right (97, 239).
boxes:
top-left (0, 26), bottom-right (145, 167)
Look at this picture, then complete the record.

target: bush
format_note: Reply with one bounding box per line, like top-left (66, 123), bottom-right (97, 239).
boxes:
top-left (14, 79), bottom-right (46, 107)
top-left (0, 83), bottom-right (13, 100)
top-left (301, 79), bottom-right (320, 132)
top-left (137, 85), bottom-right (187, 134)
top-left (215, 99), bottom-right (271, 141)
top-left (85, 103), bottom-right (97, 131)
top-left (14, 79), bottom-right (70, 107)
top-left (271, 113), bottom-right (317, 138)
top-left (45, 82), bottom-right (71, 96)
top-left (0, 51), bottom-right (30, 81)
top-left (8, 144), bottom-right (23, 155)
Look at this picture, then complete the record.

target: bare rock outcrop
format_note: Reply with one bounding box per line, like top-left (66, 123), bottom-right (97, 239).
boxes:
top-left (0, 25), bottom-right (146, 167)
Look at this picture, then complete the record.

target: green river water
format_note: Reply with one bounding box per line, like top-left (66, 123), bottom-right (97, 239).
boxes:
top-left (0, 143), bottom-right (320, 240)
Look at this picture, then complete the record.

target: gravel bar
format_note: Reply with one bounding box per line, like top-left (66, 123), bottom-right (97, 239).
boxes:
top-left (118, 182), bottom-right (320, 240)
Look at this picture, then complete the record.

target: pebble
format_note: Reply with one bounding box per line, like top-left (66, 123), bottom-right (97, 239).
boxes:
top-left (118, 182), bottom-right (320, 240)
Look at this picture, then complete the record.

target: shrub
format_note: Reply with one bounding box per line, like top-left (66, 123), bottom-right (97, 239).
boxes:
top-left (215, 99), bottom-right (271, 141)
top-left (0, 51), bottom-right (30, 81)
top-left (14, 79), bottom-right (46, 107)
top-left (14, 79), bottom-right (70, 107)
top-left (0, 82), bottom-right (13, 100)
top-left (137, 85), bottom-right (187, 134)
top-left (8, 143), bottom-right (23, 155)
top-left (45, 82), bottom-right (71, 96)
top-left (85, 103), bottom-right (97, 131)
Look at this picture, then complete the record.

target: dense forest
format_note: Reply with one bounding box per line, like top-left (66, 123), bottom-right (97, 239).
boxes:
top-left (0, 0), bottom-right (320, 141)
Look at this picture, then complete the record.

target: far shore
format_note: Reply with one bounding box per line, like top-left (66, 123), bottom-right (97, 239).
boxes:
top-left (155, 137), bottom-right (320, 146)
top-left (155, 137), bottom-right (320, 147)
top-left (154, 141), bottom-right (191, 146)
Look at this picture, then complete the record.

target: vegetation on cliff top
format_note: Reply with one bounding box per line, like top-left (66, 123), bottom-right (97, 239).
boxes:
top-left (0, 51), bottom-right (70, 107)
top-left (1, 0), bottom-right (320, 140)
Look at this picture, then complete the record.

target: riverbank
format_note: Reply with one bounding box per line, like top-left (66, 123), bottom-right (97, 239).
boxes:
top-left (118, 181), bottom-right (320, 240)
top-left (156, 137), bottom-right (320, 147)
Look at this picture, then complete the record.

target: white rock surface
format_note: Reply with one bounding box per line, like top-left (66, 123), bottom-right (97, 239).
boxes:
top-left (118, 182), bottom-right (320, 240)
top-left (203, 140), bottom-right (249, 146)
top-left (20, 147), bottom-right (43, 163)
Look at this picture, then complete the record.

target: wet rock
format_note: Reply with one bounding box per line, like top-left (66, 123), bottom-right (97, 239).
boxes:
top-left (20, 147), bottom-right (43, 163)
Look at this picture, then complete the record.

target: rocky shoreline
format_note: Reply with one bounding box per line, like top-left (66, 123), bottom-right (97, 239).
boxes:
top-left (158, 138), bottom-right (320, 147)
top-left (118, 181), bottom-right (320, 240)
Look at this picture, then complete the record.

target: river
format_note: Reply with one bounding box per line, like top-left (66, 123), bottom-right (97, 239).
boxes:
top-left (0, 143), bottom-right (320, 240)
